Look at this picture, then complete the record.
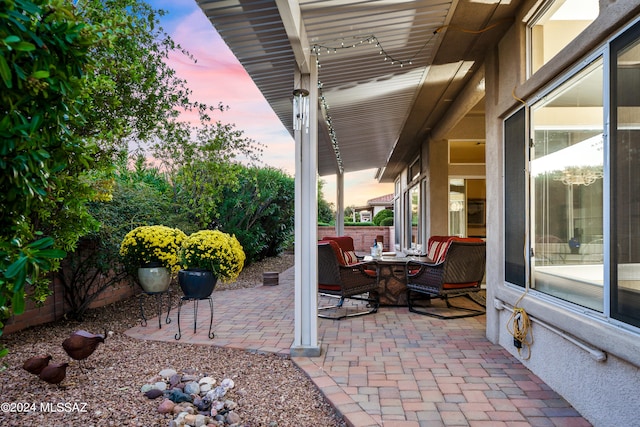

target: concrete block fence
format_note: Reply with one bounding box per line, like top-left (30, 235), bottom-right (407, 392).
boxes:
top-left (318, 226), bottom-right (393, 252)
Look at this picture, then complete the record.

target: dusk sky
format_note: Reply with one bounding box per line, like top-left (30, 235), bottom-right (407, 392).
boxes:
top-left (148, 0), bottom-right (394, 208)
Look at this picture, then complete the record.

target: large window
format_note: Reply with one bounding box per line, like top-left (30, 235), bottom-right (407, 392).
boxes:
top-left (407, 183), bottom-right (422, 252)
top-left (505, 18), bottom-right (640, 329)
top-left (611, 21), bottom-right (640, 328)
top-left (530, 57), bottom-right (604, 310)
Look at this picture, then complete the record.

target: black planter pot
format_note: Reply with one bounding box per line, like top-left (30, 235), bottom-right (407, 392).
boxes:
top-left (178, 269), bottom-right (217, 299)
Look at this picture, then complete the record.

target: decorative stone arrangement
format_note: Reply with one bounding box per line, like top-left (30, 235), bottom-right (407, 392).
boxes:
top-left (141, 368), bottom-right (241, 426)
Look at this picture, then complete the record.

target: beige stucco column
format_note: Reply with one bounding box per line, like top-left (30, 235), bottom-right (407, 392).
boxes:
top-left (290, 58), bottom-right (321, 357)
top-left (426, 140), bottom-right (449, 237)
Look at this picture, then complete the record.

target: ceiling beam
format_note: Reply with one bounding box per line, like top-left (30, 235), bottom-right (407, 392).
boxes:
top-left (275, 0), bottom-right (311, 73)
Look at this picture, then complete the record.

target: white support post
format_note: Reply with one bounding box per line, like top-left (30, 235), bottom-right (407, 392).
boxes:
top-left (291, 58), bottom-right (320, 357)
top-left (336, 171), bottom-right (344, 236)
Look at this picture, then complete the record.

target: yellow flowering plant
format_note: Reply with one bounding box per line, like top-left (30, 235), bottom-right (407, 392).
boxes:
top-left (120, 225), bottom-right (187, 273)
top-left (179, 230), bottom-right (246, 283)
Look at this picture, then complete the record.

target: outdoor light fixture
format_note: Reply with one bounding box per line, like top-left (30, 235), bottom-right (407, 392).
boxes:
top-left (292, 88), bottom-right (310, 133)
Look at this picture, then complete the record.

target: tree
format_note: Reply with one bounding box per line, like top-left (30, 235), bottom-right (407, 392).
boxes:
top-left (318, 179), bottom-right (335, 224)
top-left (216, 166), bottom-right (295, 264)
top-left (0, 0), bottom-right (263, 341)
top-left (157, 120), bottom-right (263, 230)
top-left (0, 0), bottom-right (97, 339)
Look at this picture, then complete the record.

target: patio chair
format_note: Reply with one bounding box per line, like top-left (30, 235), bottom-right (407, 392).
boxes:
top-left (321, 235), bottom-right (362, 264)
top-left (406, 239), bottom-right (486, 319)
top-left (318, 240), bottom-right (380, 319)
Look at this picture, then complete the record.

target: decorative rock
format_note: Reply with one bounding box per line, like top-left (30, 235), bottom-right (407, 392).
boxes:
top-left (220, 378), bottom-right (235, 389)
top-left (194, 414), bottom-right (207, 427)
top-left (182, 374), bottom-right (198, 382)
top-left (140, 384), bottom-right (154, 393)
top-left (160, 368), bottom-right (178, 378)
top-left (181, 404), bottom-right (195, 415)
top-left (164, 388), bottom-right (193, 403)
top-left (174, 412), bottom-right (187, 426)
top-left (144, 388), bottom-right (164, 399)
top-left (226, 411), bottom-right (241, 425)
top-left (199, 376), bottom-right (216, 386)
top-left (194, 395), bottom-right (211, 412)
top-left (206, 385), bottom-right (227, 401)
top-left (184, 381), bottom-right (200, 395)
top-left (184, 414), bottom-right (197, 426)
top-left (169, 373), bottom-right (182, 388)
top-left (157, 399), bottom-right (175, 414)
top-left (142, 371), bottom-right (243, 426)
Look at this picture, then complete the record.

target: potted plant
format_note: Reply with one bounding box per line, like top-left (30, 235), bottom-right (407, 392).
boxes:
top-left (178, 230), bottom-right (246, 299)
top-left (120, 225), bottom-right (187, 293)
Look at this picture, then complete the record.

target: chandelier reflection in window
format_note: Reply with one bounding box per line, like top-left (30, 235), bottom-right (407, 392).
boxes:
top-left (553, 166), bottom-right (603, 186)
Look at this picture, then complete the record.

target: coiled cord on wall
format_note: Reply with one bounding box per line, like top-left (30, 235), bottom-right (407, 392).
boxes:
top-left (506, 293), bottom-right (534, 360)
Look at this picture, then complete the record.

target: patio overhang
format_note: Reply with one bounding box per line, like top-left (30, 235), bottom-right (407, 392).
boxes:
top-left (196, 0), bottom-right (519, 180)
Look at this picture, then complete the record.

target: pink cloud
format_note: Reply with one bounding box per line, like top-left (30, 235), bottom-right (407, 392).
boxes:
top-left (159, 4), bottom-right (392, 204)
top-left (165, 9), bottom-right (295, 173)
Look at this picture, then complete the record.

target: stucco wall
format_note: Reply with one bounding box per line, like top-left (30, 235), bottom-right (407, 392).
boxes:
top-left (4, 275), bottom-right (135, 335)
top-left (483, 1), bottom-right (640, 426)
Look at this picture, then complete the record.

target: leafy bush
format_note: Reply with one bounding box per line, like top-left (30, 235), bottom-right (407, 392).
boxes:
top-left (58, 160), bottom-right (181, 320)
top-left (216, 166), bottom-right (294, 264)
top-left (344, 221), bottom-right (375, 226)
top-left (373, 209), bottom-right (394, 225)
top-left (380, 217), bottom-right (394, 226)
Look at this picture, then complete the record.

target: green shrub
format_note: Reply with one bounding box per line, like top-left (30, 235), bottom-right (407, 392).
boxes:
top-left (216, 166), bottom-right (295, 264)
top-left (380, 217), bottom-right (394, 226)
top-left (373, 209), bottom-right (394, 225)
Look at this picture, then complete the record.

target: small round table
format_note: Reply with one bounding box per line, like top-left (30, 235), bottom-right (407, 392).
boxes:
top-left (174, 296), bottom-right (214, 340)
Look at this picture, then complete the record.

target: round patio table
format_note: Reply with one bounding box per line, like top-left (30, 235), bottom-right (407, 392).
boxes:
top-left (363, 254), bottom-right (431, 306)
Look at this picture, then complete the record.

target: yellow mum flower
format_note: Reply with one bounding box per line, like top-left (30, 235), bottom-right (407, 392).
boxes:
top-left (178, 230), bottom-right (245, 283)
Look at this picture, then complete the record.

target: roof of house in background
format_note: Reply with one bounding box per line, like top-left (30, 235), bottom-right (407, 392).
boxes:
top-left (367, 193), bottom-right (394, 206)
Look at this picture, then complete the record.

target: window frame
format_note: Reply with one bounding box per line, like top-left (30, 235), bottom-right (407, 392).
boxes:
top-left (525, 0), bottom-right (599, 78)
top-left (499, 12), bottom-right (640, 369)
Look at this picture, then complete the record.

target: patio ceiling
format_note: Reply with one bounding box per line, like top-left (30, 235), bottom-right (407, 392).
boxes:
top-left (196, 0), bottom-right (519, 179)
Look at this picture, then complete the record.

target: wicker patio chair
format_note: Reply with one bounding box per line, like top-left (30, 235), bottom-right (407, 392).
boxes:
top-left (405, 240), bottom-right (486, 319)
top-left (318, 241), bottom-right (380, 319)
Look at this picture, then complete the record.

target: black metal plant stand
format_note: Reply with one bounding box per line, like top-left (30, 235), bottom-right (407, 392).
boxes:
top-left (174, 296), bottom-right (214, 340)
top-left (139, 289), bottom-right (172, 329)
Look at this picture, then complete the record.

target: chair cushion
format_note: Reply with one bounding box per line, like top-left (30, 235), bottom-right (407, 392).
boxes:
top-left (318, 283), bottom-right (341, 292)
top-left (324, 240), bottom-right (348, 266)
top-left (342, 250), bottom-right (359, 265)
top-left (443, 282), bottom-right (480, 290)
top-left (427, 236), bottom-right (485, 263)
top-left (321, 236), bottom-right (356, 252)
top-left (427, 236), bottom-right (455, 263)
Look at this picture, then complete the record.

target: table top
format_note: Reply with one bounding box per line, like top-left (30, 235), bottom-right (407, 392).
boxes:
top-left (363, 254), bottom-right (431, 264)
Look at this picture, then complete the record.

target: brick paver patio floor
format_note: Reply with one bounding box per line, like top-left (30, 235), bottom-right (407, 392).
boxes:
top-left (125, 267), bottom-right (591, 427)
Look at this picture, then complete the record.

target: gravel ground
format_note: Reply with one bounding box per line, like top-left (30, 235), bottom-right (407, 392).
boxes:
top-left (0, 254), bottom-right (347, 427)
